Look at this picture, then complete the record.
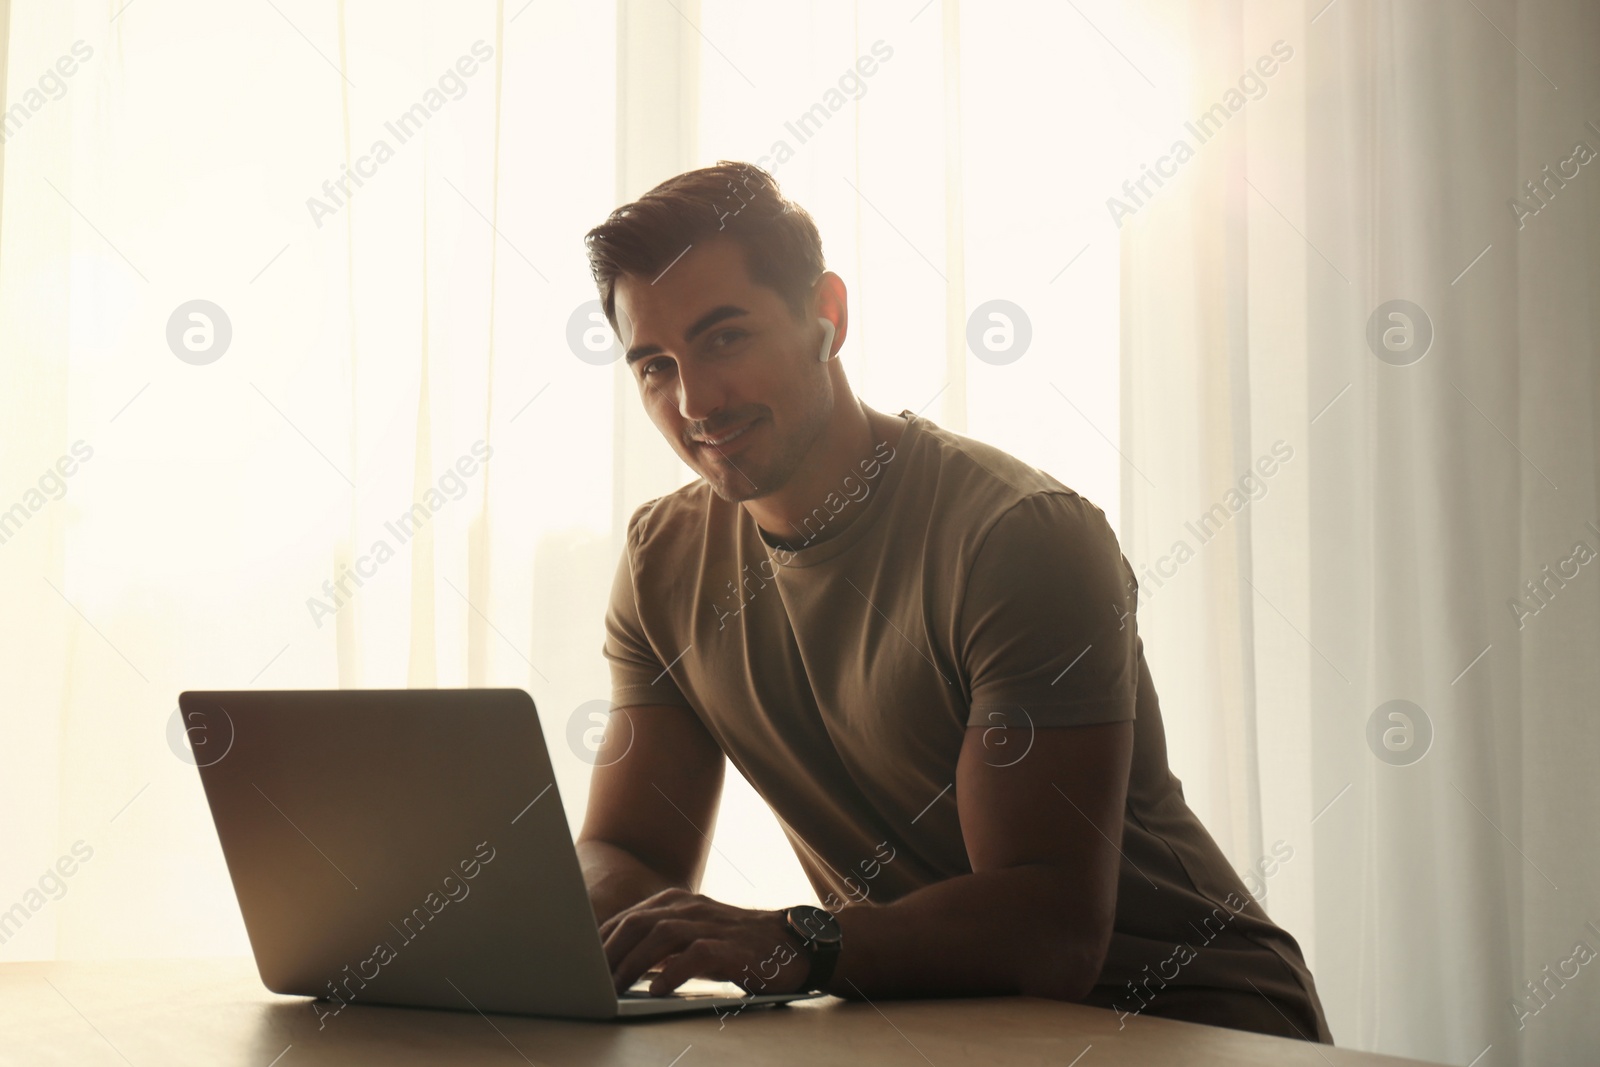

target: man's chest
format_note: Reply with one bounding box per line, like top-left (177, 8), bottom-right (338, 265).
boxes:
top-left (676, 558), bottom-right (970, 780)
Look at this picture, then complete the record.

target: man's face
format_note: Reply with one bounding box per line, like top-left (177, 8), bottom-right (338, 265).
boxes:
top-left (613, 238), bottom-right (833, 503)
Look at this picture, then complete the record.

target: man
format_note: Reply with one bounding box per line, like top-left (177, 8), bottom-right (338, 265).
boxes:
top-left (576, 160), bottom-right (1333, 1043)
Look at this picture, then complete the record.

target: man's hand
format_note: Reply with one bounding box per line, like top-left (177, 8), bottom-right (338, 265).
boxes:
top-left (599, 887), bottom-right (811, 996)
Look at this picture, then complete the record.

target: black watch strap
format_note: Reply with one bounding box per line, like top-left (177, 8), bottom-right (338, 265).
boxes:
top-left (784, 905), bottom-right (842, 991)
top-left (802, 935), bottom-right (839, 990)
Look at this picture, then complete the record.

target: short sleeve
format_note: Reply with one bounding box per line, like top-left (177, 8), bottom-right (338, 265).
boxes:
top-left (601, 519), bottom-right (694, 711)
top-left (959, 491), bottom-right (1139, 727)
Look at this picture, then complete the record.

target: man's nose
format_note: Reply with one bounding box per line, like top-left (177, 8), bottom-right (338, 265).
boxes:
top-left (675, 359), bottom-right (728, 424)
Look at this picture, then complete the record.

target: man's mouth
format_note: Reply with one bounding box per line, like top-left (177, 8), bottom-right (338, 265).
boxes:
top-left (692, 419), bottom-right (760, 448)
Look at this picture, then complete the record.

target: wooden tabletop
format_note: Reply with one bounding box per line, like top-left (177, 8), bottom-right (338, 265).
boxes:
top-left (1, 958), bottom-right (1439, 1066)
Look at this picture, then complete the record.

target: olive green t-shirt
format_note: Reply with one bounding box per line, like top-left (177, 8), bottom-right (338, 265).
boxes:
top-left (602, 410), bottom-right (1331, 1040)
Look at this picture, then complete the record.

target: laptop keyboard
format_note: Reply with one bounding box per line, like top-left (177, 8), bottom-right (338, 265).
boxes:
top-left (621, 977), bottom-right (749, 1000)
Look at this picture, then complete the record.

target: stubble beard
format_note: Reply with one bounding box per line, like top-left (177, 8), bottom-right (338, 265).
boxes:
top-left (699, 390), bottom-right (833, 506)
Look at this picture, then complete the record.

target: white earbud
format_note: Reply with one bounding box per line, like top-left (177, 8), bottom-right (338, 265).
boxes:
top-left (817, 318), bottom-right (837, 362)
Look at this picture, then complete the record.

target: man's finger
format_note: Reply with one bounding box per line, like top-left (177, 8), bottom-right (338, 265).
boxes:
top-left (601, 905), bottom-right (677, 970)
top-left (611, 917), bottom-right (699, 992)
top-left (648, 938), bottom-right (735, 996)
top-left (598, 887), bottom-right (691, 940)
top-left (597, 898), bottom-right (649, 940)
top-left (597, 905), bottom-right (637, 954)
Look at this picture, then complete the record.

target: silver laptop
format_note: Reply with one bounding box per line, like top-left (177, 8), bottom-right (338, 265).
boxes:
top-left (177, 687), bottom-right (822, 1020)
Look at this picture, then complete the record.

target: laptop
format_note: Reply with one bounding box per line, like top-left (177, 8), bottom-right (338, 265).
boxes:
top-left (177, 687), bottom-right (824, 1020)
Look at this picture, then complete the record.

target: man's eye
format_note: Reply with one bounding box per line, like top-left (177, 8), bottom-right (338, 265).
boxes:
top-left (641, 358), bottom-right (672, 377)
top-left (711, 329), bottom-right (745, 348)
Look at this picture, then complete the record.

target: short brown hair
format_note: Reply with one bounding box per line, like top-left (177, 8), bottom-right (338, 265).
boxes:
top-left (584, 161), bottom-right (826, 332)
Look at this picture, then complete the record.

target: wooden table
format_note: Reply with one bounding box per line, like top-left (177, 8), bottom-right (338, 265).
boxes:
top-left (1, 958), bottom-right (1440, 1065)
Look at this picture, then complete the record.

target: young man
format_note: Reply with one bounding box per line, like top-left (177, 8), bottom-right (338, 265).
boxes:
top-left (576, 161), bottom-right (1333, 1043)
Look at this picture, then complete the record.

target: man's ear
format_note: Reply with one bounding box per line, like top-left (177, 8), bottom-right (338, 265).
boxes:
top-left (809, 271), bottom-right (849, 361)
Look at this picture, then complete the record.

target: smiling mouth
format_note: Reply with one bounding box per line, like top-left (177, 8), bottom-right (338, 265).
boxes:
top-left (692, 419), bottom-right (760, 448)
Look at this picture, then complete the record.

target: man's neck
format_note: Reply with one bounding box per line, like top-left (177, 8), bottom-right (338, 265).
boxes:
top-left (743, 403), bottom-right (906, 551)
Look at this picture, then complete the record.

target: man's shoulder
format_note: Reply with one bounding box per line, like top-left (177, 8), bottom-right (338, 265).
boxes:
top-left (624, 479), bottom-right (714, 556)
top-left (908, 416), bottom-right (1107, 537)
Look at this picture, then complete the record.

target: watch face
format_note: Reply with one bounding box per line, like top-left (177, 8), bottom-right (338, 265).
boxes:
top-left (789, 905), bottom-right (843, 945)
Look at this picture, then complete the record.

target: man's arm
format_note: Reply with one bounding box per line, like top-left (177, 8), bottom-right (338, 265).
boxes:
top-left (825, 718), bottom-right (1133, 1001)
top-left (575, 703), bottom-right (726, 925)
top-left (811, 490), bottom-right (1139, 1000)
top-left (599, 717), bottom-right (1133, 999)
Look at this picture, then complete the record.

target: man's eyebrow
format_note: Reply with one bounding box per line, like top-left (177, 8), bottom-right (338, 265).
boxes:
top-left (624, 305), bottom-right (749, 366)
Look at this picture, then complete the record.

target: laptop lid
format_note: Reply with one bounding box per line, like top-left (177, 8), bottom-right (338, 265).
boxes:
top-left (179, 687), bottom-right (637, 1021)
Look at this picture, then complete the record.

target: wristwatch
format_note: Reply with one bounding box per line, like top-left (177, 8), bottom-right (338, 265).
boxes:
top-left (782, 905), bottom-right (843, 991)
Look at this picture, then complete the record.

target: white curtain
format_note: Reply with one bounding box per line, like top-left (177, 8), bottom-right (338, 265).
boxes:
top-left (1, 0), bottom-right (630, 961)
top-left (1119, 0), bottom-right (1600, 1062)
top-left (4, 1), bottom-right (1595, 1063)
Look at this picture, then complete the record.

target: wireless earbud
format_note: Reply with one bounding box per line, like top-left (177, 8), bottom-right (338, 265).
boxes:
top-left (817, 318), bottom-right (837, 363)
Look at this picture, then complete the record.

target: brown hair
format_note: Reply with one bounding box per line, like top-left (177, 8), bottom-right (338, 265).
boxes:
top-left (584, 161), bottom-right (826, 332)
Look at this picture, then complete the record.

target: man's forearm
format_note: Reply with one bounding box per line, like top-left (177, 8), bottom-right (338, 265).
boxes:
top-left (823, 863), bottom-right (1109, 1002)
top-left (576, 839), bottom-right (687, 925)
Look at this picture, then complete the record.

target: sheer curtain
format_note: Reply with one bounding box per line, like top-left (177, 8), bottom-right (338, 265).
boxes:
top-left (0, 0), bottom-right (1126, 960)
top-left (6, 1), bottom-right (1593, 1063)
top-left (1119, 0), bottom-right (1600, 1062)
top-left (0, 0), bottom-right (626, 958)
